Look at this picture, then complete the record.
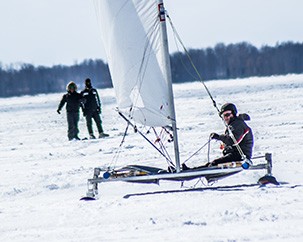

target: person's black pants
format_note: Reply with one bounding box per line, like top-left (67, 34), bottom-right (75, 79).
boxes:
top-left (67, 112), bottom-right (79, 140)
top-left (85, 111), bottom-right (103, 135)
top-left (212, 152), bottom-right (243, 165)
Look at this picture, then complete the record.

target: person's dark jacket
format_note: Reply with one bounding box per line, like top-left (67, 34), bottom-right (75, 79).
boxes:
top-left (57, 91), bottom-right (83, 113)
top-left (216, 116), bottom-right (254, 159)
top-left (80, 88), bottom-right (101, 114)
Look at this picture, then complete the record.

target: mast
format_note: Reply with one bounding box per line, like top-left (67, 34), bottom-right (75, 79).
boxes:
top-left (157, 0), bottom-right (181, 172)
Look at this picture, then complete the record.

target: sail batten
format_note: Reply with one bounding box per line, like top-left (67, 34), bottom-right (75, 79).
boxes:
top-left (95, 0), bottom-right (172, 127)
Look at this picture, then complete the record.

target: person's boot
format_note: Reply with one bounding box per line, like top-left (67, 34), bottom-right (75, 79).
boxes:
top-left (99, 132), bottom-right (109, 138)
top-left (182, 163), bottom-right (190, 170)
top-left (89, 134), bottom-right (96, 139)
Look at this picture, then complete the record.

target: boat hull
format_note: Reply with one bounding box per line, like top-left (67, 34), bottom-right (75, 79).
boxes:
top-left (88, 164), bottom-right (243, 184)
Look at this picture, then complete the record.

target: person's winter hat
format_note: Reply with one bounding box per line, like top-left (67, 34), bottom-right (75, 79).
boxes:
top-left (220, 103), bottom-right (237, 115)
top-left (66, 81), bottom-right (77, 91)
top-left (85, 78), bottom-right (92, 88)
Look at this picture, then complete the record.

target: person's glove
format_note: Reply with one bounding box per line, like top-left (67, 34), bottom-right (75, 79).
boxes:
top-left (57, 109), bottom-right (61, 114)
top-left (210, 132), bottom-right (220, 140)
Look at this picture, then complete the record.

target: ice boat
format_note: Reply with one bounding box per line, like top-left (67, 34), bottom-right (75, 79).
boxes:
top-left (82, 0), bottom-right (278, 200)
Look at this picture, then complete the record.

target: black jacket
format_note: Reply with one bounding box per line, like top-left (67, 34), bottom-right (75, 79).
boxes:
top-left (217, 116), bottom-right (254, 159)
top-left (81, 88), bottom-right (101, 113)
top-left (58, 91), bottom-right (83, 113)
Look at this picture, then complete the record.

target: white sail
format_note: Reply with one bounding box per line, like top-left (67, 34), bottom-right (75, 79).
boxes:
top-left (94, 0), bottom-right (172, 127)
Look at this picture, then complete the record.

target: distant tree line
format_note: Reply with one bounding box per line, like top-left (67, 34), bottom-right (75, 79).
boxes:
top-left (170, 41), bottom-right (303, 83)
top-left (0, 59), bottom-right (111, 97)
top-left (1, 41), bottom-right (303, 97)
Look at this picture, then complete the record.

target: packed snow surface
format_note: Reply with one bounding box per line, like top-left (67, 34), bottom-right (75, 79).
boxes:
top-left (1, 74), bottom-right (303, 241)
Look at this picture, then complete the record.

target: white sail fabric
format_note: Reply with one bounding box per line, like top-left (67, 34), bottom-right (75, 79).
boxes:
top-left (94, 0), bottom-right (172, 127)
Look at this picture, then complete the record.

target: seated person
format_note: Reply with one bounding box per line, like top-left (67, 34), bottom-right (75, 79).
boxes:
top-left (183, 103), bottom-right (253, 169)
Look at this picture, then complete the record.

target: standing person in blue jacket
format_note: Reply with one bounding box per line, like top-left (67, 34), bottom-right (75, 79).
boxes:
top-left (81, 78), bottom-right (109, 139)
top-left (57, 81), bottom-right (83, 141)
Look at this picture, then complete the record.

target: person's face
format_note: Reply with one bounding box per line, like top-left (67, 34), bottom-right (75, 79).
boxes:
top-left (222, 110), bottom-right (233, 124)
top-left (70, 88), bottom-right (75, 93)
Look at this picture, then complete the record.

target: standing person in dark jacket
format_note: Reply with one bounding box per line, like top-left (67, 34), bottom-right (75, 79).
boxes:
top-left (81, 78), bottom-right (109, 139)
top-left (183, 103), bottom-right (254, 169)
top-left (57, 81), bottom-right (83, 141)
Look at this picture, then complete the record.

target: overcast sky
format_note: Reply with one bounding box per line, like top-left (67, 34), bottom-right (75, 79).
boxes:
top-left (1, 0), bottom-right (303, 67)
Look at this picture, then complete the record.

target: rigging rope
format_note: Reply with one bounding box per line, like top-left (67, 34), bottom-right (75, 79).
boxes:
top-left (152, 127), bottom-right (175, 167)
top-left (166, 11), bottom-right (248, 162)
top-left (107, 122), bottom-right (130, 170)
top-left (118, 111), bottom-right (173, 163)
top-left (166, 13), bottom-right (220, 113)
top-left (182, 139), bottom-right (211, 164)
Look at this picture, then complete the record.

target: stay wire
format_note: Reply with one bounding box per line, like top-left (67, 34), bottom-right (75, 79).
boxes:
top-left (166, 13), bottom-right (220, 113)
top-left (109, 122), bottom-right (130, 169)
top-left (183, 139), bottom-right (211, 164)
top-left (166, 12), bottom-right (247, 162)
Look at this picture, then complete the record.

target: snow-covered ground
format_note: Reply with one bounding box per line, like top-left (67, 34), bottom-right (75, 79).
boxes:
top-left (1, 74), bottom-right (303, 241)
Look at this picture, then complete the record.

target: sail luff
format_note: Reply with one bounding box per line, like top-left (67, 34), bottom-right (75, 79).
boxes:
top-left (157, 0), bottom-right (181, 172)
